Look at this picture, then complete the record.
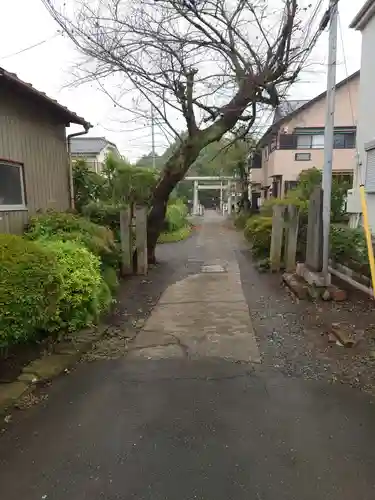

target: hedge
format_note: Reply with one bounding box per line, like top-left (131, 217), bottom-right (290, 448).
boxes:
top-left (0, 235), bottom-right (62, 347)
top-left (42, 240), bottom-right (111, 332)
top-left (244, 216), bottom-right (272, 258)
top-left (25, 211), bottom-right (120, 269)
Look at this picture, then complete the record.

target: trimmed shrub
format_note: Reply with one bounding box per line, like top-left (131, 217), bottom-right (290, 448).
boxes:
top-left (25, 211), bottom-right (120, 269)
top-left (0, 235), bottom-right (61, 347)
top-left (102, 265), bottom-right (119, 294)
top-left (234, 212), bottom-right (251, 229)
top-left (42, 240), bottom-right (111, 332)
top-left (330, 225), bottom-right (369, 275)
top-left (82, 201), bottom-right (126, 241)
top-left (165, 200), bottom-right (188, 232)
top-left (244, 216), bottom-right (272, 258)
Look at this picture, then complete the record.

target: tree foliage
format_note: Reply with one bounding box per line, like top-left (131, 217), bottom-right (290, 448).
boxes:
top-left (43, 0), bottom-right (323, 260)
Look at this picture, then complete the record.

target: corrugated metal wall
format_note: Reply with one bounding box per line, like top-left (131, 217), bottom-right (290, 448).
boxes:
top-left (0, 85), bottom-right (70, 234)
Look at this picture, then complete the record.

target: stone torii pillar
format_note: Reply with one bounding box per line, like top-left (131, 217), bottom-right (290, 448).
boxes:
top-left (193, 180), bottom-right (199, 215)
top-left (227, 181), bottom-right (232, 215)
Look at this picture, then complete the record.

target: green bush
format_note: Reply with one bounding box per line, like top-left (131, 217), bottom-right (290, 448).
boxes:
top-left (25, 211), bottom-right (120, 269)
top-left (43, 240), bottom-right (111, 332)
top-left (330, 225), bottom-right (369, 275)
top-left (234, 212), bottom-right (251, 229)
top-left (0, 235), bottom-right (61, 347)
top-left (165, 200), bottom-right (188, 232)
top-left (244, 216), bottom-right (272, 258)
top-left (102, 265), bottom-right (119, 294)
top-left (82, 201), bottom-right (126, 241)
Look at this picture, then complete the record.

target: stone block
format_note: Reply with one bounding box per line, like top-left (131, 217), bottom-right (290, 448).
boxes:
top-left (283, 273), bottom-right (309, 299)
top-left (22, 354), bottom-right (78, 381)
top-left (327, 285), bottom-right (347, 302)
top-left (0, 382), bottom-right (29, 412)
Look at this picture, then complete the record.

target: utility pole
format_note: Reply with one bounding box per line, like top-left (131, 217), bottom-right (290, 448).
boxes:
top-left (322, 0), bottom-right (338, 283)
top-left (151, 104), bottom-right (156, 169)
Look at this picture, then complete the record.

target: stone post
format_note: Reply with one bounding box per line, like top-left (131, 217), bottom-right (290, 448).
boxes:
top-left (193, 180), bottom-right (199, 215)
top-left (306, 187), bottom-right (323, 271)
top-left (135, 206), bottom-right (148, 275)
top-left (227, 182), bottom-right (232, 215)
top-left (270, 205), bottom-right (285, 272)
top-left (120, 207), bottom-right (133, 276)
top-left (285, 204), bottom-right (300, 273)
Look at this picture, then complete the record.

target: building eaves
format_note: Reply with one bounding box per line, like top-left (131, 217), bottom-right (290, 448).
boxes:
top-left (350, 0), bottom-right (375, 31)
top-left (0, 66), bottom-right (91, 129)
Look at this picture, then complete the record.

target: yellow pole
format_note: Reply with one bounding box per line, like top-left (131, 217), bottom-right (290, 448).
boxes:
top-left (359, 185), bottom-right (375, 298)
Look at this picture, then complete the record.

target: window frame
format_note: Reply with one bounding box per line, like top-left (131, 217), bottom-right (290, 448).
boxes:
top-left (295, 152), bottom-right (311, 161)
top-left (0, 159), bottom-right (27, 212)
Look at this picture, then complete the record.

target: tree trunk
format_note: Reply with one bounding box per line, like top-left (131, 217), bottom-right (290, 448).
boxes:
top-left (147, 138), bottom-right (202, 263)
top-left (147, 94), bottom-right (254, 263)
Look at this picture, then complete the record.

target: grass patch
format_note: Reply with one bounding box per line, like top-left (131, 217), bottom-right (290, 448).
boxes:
top-left (158, 225), bottom-right (192, 244)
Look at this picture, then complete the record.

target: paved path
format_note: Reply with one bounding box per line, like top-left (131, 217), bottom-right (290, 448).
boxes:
top-left (128, 213), bottom-right (260, 362)
top-left (1, 211), bottom-right (375, 499)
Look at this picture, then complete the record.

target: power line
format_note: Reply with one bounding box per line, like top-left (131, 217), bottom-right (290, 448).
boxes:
top-left (0, 32), bottom-right (61, 61)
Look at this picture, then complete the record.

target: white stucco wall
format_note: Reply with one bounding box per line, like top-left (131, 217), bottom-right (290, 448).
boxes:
top-left (356, 13), bottom-right (375, 231)
top-left (356, 14), bottom-right (375, 182)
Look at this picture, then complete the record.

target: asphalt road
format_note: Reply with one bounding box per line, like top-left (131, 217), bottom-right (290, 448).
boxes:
top-left (1, 213), bottom-right (375, 499)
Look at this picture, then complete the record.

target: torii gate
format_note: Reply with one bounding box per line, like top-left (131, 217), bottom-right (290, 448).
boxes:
top-left (185, 176), bottom-right (239, 215)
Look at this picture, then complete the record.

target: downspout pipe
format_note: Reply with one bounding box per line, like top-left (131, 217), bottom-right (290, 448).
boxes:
top-left (67, 125), bottom-right (91, 210)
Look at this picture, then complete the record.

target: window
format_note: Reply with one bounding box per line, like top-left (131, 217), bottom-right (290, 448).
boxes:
top-left (333, 132), bottom-right (356, 149)
top-left (312, 134), bottom-right (325, 149)
top-left (297, 135), bottom-right (312, 149)
top-left (295, 152), bottom-right (311, 161)
top-left (0, 161), bottom-right (26, 210)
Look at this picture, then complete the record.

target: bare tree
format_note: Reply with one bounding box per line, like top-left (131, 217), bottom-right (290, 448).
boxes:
top-left (42, 0), bottom-right (323, 262)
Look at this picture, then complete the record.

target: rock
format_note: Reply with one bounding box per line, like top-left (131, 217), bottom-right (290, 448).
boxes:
top-left (322, 289), bottom-right (332, 301)
top-left (330, 323), bottom-right (356, 348)
top-left (282, 273), bottom-right (309, 300)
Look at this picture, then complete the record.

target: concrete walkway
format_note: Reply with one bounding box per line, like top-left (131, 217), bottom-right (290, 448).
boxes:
top-left (1, 211), bottom-right (375, 500)
top-left (128, 213), bottom-right (260, 362)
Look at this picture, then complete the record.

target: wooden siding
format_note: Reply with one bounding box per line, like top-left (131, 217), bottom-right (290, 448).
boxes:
top-left (0, 84), bottom-right (70, 234)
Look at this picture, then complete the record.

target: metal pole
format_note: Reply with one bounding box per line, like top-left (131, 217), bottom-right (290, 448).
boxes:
top-left (322, 0), bottom-right (338, 282)
top-left (151, 105), bottom-right (156, 169)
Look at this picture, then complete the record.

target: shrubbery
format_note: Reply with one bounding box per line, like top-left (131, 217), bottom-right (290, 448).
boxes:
top-left (244, 216), bottom-right (272, 258)
top-left (0, 235), bottom-right (61, 347)
top-left (233, 212), bottom-right (250, 229)
top-left (330, 225), bottom-right (370, 275)
top-left (0, 233), bottom-right (114, 348)
top-left (43, 240), bottom-right (111, 332)
top-left (25, 211), bottom-right (120, 269)
top-left (165, 199), bottom-right (188, 232)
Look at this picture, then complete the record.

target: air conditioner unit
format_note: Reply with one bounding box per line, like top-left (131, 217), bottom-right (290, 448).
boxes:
top-left (346, 188), bottom-right (361, 214)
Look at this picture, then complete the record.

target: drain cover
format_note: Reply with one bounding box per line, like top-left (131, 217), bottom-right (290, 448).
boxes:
top-left (201, 264), bottom-right (226, 273)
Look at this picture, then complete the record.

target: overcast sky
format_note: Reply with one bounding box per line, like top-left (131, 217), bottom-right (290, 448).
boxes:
top-left (0, 0), bottom-right (363, 161)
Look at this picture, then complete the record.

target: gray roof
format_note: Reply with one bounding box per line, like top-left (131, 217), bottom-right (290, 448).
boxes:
top-left (70, 137), bottom-right (118, 155)
top-left (0, 66), bottom-right (91, 128)
top-left (272, 100), bottom-right (309, 124)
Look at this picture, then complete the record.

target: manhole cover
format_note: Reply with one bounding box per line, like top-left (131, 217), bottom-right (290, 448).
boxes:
top-left (201, 264), bottom-right (226, 273)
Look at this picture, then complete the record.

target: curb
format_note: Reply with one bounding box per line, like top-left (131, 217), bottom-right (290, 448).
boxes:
top-left (0, 324), bottom-right (110, 417)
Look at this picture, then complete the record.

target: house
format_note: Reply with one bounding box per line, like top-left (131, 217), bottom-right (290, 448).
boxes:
top-left (0, 66), bottom-right (91, 234)
top-left (70, 136), bottom-right (122, 173)
top-left (350, 1), bottom-right (375, 231)
top-left (250, 71), bottom-right (360, 201)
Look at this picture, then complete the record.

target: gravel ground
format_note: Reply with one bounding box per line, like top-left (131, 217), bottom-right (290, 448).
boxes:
top-left (89, 220), bottom-right (375, 396)
top-left (237, 242), bottom-right (375, 395)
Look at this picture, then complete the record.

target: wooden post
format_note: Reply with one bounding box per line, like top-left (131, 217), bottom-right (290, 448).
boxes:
top-left (120, 207), bottom-right (133, 276)
top-left (135, 206), bottom-right (148, 275)
top-left (270, 205), bottom-right (285, 272)
top-left (285, 204), bottom-right (300, 273)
